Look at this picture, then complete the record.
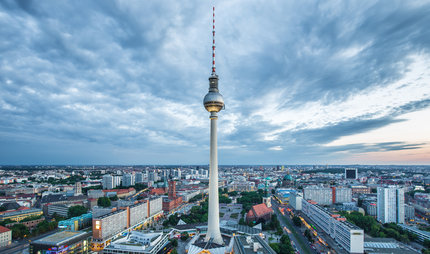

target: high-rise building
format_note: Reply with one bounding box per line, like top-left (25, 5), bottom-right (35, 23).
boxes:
top-left (404, 204), bottom-right (415, 222)
top-left (122, 174), bottom-right (135, 187)
top-left (113, 175), bottom-right (122, 188)
top-left (135, 172), bottom-right (144, 183)
top-left (202, 6), bottom-right (225, 245)
top-left (333, 187), bottom-right (352, 203)
top-left (74, 182), bottom-right (82, 196)
top-left (345, 168), bottom-right (358, 179)
top-left (377, 186), bottom-right (405, 224)
top-left (103, 175), bottom-right (114, 190)
top-left (303, 186), bottom-right (332, 205)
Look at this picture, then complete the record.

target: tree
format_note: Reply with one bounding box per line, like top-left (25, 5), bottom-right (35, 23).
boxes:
top-left (292, 216), bottom-right (302, 227)
top-left (180, 232), bottom-right (189, 241)
top-left (423, 239), bottom-right (430, 249)
top-left (97, 197), bottom-right (111, 207)
top-left (170, 238), bottom-right (178, 247)
top-left (219, 195), bottom-right (232, 204)
top-left (109, 195), bottom-right (119, 201)
top-left (11, 224), bottom-right (29, 239)
top-left (68, 205), bottom-right (88, 218)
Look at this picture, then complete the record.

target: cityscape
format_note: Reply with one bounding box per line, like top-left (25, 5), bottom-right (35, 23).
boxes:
top-left (1, 1), bottom-right (430, 254)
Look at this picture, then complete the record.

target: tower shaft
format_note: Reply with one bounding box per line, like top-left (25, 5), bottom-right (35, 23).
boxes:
top-left (205, 112), bottom-right (223, 244)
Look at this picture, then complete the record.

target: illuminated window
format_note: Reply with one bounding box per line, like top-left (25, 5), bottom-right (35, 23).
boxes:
top-left (95, 221), bottom-right (101, 230)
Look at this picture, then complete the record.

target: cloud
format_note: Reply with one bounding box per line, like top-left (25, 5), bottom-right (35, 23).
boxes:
top-left (1, 0), bottom-right (430, 164)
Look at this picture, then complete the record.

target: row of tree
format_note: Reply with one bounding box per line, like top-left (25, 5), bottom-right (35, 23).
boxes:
top-left (269, 234), bottom-right (295, 254)
top-left (340, 211), bottom-right (418, 243)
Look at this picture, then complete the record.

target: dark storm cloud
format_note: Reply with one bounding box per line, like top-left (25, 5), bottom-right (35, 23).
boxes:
top-left (0, 0), bottom-right (430, 164)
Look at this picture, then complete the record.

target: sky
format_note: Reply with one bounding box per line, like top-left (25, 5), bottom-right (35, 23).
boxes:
top-left (1, 0), bottom-right (430, 165)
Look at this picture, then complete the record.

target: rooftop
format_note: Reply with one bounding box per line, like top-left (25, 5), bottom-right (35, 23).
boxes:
top-left (33, 230), bottom-right (89, 246)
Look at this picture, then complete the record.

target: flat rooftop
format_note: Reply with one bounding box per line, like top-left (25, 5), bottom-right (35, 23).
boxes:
top-left (33, 230), bottom-right (89, 246)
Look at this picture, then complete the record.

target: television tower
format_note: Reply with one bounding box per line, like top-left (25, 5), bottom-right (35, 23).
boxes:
top-left (203, 6), bottom-right (224, 245)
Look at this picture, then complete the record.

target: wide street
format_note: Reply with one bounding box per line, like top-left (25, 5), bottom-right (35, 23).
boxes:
top-left (271, 198), bottom-right (316, 254)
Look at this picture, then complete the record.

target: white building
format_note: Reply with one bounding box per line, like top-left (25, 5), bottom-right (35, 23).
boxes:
top-left (290, 193), bottom-right (303, 211)
top-left (103, 231), bottom-right (170, 254)
top-left (135, 172), bottom-right (144, 183)
top-left (103, 175), bottom-right (114, 190)
top-left (302, 199), bottom-right (364, 253)
top-left (113, 176), bottom-right (122, 188)
top-left (0, 225), bottom-right (12, 247)
top-left (377, 186), bottom-right (405, 224)
top-left (122, 174), bottom-right (135, 187)
top-left (334, 187), bottom-right (352, 203)
top-left (303, 186), bottom-right (332, 205)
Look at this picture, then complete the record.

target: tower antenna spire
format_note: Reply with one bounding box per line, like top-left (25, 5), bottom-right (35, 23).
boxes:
top-left (211, 6), bottom-right (216, 75)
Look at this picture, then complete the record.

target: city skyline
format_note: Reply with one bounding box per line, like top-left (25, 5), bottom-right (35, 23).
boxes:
top-left (1, 1), bottom-right (430, 165)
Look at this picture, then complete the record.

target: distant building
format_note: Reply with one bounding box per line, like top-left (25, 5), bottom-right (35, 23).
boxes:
top-left (122, 174), bottom-right (135, 187)
top-left (88, 189), bottom-right (104, 199)
top-left (377, 186), bottom-right (405, 224)
top-left (303, 186), bottom-right (332, 205)
top-left (246, 203), bottom-right (273, 223)
top-left (0, 208), bottom-right (43, 222)
top-left (345, 168), bottom-right (358, 179)
top-left (0, 225), bottom-right (12, 247)
top-left (333, 187), bottom-right (352, 204)
top-left (404, 204), bottom-right (415, 222)
top-left (364, 202), bottom-right (377, 217)
top-left (103, 175), bottom-right (114, 190)
top-left (351, 185), bottom-right (371, 194)
top-left (75, 182), bottom-right (82, 196)
top-left (135, 172), bottom-right (144, 183)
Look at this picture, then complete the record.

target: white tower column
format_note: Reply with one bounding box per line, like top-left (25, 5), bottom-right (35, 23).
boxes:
top-left (205, 112), bottom-right (223, 244)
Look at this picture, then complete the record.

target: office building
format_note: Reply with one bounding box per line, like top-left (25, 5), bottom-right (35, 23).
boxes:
top-left (333, 187), bottom-right (352, 203)
top-left (302, 199), bottom-right (364, 253)
top-left (377, 186), bottom-right (405, 224)
top-left (345, 168), bottom-right (358, 179)
top-left (303, 186), bottom-right (332, 205)
top-left (103, 175), bottom-right (114, 190)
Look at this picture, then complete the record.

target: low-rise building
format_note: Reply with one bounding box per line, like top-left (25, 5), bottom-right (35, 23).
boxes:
top-left (246, 203), bottom-right (273, 223)
top-left (0, 208), bottom-right (43, 222)
top-left (233, 235), bottom-right (276, 254)
top-left (30, 230), bottom-right (91, 254)
top-left (102, 231), bottom-right (170, 254)
top-left (0, 225), bottom-right (12, 247)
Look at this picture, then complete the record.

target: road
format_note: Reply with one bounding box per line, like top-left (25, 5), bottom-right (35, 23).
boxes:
top-left (272, 199), bottom-right (316, 254)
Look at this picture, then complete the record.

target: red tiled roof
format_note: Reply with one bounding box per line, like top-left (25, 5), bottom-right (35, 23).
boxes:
top-left (0, 225), bottom-right (11, 233)
top-left (251, 203), bottom-right (273, 217)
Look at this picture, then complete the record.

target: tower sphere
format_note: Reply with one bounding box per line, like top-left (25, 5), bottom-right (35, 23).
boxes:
top-left (204, 91), bottom-right (224, 112)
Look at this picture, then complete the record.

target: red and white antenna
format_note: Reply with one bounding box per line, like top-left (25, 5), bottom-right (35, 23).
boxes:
top-left (211, 6), bottom-right (216, 75)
